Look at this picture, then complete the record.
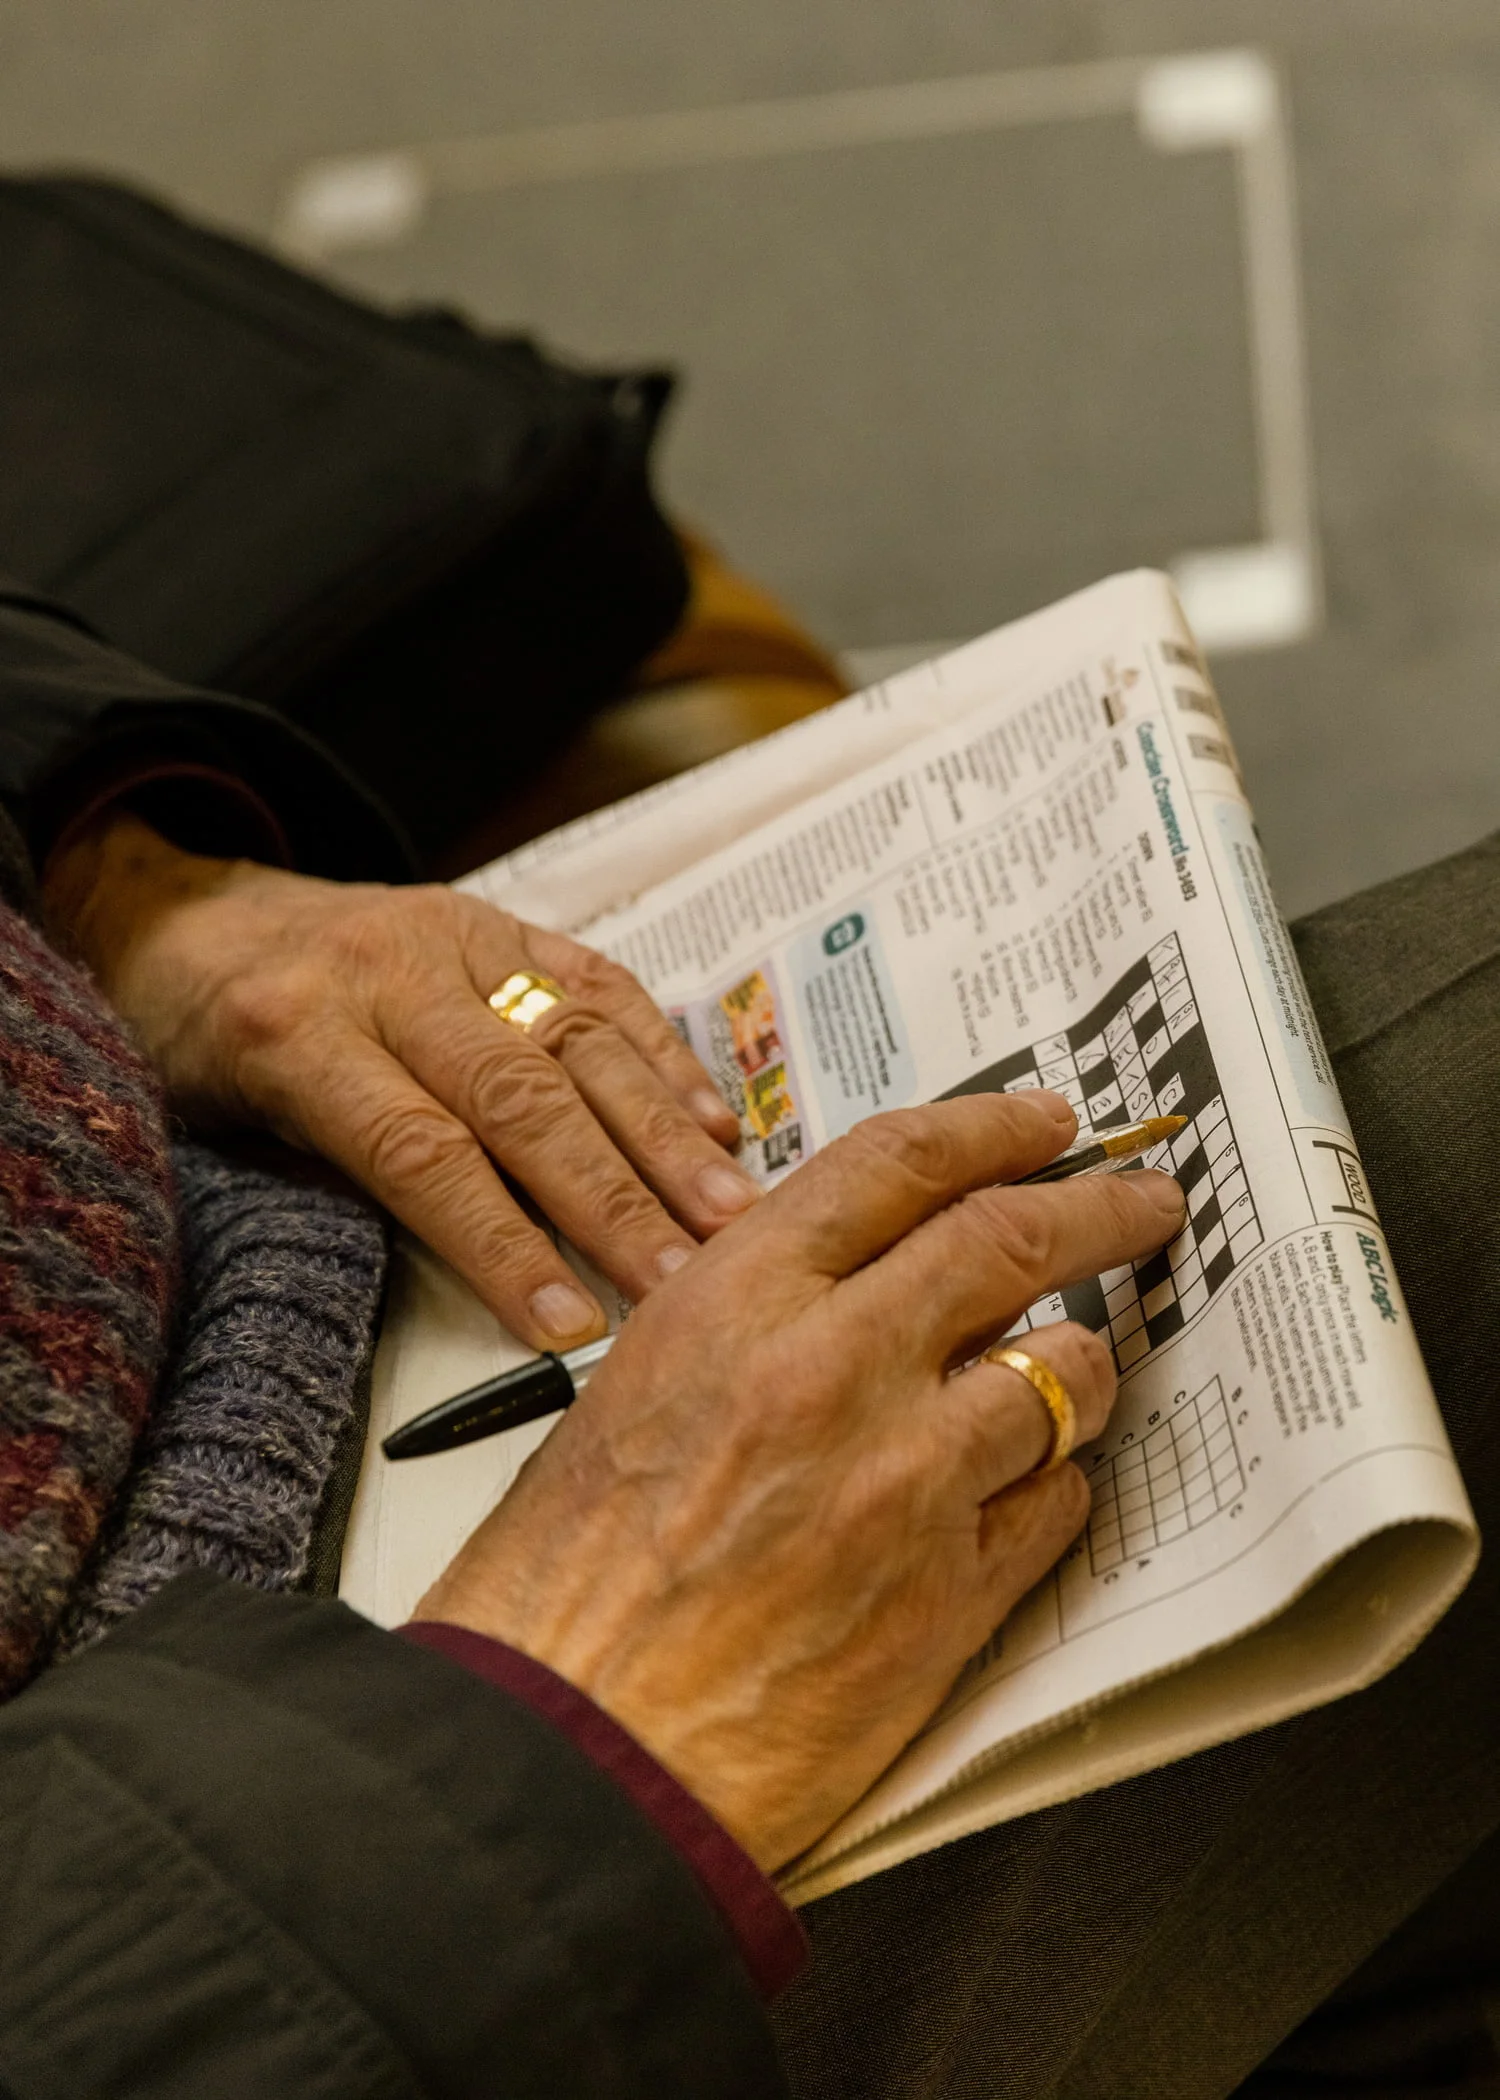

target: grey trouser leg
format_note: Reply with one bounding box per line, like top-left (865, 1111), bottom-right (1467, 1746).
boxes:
top-left (772, 832), bottom-right (1500, 2100)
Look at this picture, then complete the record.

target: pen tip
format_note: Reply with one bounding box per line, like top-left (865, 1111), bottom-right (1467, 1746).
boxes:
top-left (1146, 1114), bottom-right (1190, 1141)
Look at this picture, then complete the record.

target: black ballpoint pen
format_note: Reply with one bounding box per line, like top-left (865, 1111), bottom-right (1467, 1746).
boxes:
top-left (381, 1113), bottom-right (1187, 1462)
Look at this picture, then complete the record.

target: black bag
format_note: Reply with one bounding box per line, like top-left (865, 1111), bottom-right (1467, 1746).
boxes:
top-left (0, 176), bottom-right (689, 858)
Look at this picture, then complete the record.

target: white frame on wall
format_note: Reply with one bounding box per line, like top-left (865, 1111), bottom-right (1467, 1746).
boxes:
top-left (276, 48), bottom-right (1320, 658)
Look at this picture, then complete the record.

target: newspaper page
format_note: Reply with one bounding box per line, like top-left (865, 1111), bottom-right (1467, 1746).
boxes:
top-left (342, 571), bottom-right (1476, 1900)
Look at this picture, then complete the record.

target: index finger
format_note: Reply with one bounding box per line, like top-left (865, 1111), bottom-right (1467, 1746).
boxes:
top-left (844, 1166), bottom-right (1186, 1372)
top-left (727, 1091), bottom-right (1078, 1280)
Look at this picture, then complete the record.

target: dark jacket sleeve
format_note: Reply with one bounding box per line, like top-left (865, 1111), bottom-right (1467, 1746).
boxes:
top-left (0, 575), bottom-right (414, 881)
top-left (0, 1573), bottom-right (786, 2100)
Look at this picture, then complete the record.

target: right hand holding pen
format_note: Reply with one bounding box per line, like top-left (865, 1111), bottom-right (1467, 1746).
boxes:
top-left (419, 1089), bottom-right (1185, 1872)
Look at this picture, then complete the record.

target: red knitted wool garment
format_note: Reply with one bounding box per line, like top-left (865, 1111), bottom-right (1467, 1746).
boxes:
top-left (0, 897), bottom-right (177, 1690)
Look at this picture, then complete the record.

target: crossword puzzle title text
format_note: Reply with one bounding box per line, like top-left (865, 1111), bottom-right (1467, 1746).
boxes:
top-left (1137, 723), bottom-right (1198, 903)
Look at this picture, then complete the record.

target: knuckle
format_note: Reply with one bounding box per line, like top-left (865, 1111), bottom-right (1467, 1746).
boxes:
top-left (561, 945), bottom-right (632, 1007)
top-left (983, 1461), bottom-right (1084, 1579)
top-left (966, 1188), bottom-right (1056, 1285)
top-left (587, 1170), bottom-right (665, 1243)
top-left (991, 1457), bottom-right (1090, 1554)
top-left (464, 1207), bottom-right (551, 1284)
top-left (360, 1094), bottom-right (474, 1194)
top-left (1060, 1317), bottom-right (1115, 1385)
top-left (618, 1091), bottom-right (694, 1166)
top-left (839, 1108), bottom-right (958, 1193)
top-left (1054, 1322), bottom-right (1117, 1431)
top-left (536, 1005), bottom-right (615, 1060)
top-left (469, 1044), bottom-right (572, 1137)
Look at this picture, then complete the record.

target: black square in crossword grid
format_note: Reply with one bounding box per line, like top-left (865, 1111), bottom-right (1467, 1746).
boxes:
top-left (1146, 1297), bottom-right (1186, 1348)
top-left (1204, 1244), bottom-right (1236, 1295)
top-left (1133, 1000), bottom-right (1166, 1050)
top-left (1061, 1272), bottom-right (1108, 1331)
top-left (1174, 1142), bottom-right (1210, 1194)
top-left (1077, 1055), bottom-right (1114, 1103)
top-left (939, 934), bottom-right (1265, 1372)
top-left (1132, 1246), bottom-right (1172, 1300)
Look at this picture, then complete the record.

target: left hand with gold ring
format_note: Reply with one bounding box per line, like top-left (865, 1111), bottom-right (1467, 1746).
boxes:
top-left (43, 809), bottom-right (759, 1348)
top-left (422, 1089), bottom-right (1186, 1871)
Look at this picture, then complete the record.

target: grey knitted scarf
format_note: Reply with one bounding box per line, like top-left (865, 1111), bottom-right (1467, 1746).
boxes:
top-left (58, 1139), bottom-right (385, 1656)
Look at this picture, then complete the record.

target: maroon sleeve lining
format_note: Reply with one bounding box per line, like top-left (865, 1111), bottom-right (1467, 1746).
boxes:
top-left (45, 760), bottom-right (293, 870)
top-left (398, 1621), bottom-right (808, 2000)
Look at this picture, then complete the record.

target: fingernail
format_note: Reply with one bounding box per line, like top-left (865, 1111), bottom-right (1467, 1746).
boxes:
top-left (692, 1088), bottom-right (733, 1125)
top-left (656, 1244), bottom-right (692, 1278)
top-left (1033, 1089), bottom-right (1077, 1126)
top-left (529, 1281), bottom-right (602, 1340)
top-left (1132, 1170), bottom-right (1186, 1218)
top-left (699, 1162), bottom-right (761, 1215)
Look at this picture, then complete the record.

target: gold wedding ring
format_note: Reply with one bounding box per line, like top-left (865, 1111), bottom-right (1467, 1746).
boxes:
top-left (983, 1346), bottom-right (1078, 1475)
top-left (488, 970), bottom-right (568, 1031)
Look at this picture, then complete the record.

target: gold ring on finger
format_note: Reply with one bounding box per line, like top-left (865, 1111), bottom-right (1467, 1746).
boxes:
top-left (982, 1346), bottom-right (1078, 1476)
top-left (488, 970), bottom-right (568, 1032)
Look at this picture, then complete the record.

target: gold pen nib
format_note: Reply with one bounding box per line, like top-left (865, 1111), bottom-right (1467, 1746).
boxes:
top-left (1098, 1113), bottom-right (1189, 1159)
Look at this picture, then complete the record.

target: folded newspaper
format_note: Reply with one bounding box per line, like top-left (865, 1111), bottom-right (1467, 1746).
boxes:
top-left (341, 569), bottom-right (1477, 1904)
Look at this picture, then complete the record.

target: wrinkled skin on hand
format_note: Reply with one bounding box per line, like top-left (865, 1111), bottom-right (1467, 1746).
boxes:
top-left (421, 1090), bottom-right (1185, 1871)
top-left (44, 811), bottom-right (756, 1347)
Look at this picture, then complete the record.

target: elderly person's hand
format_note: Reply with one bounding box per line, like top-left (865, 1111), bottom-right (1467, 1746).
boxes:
top-left (44, 809), bottom-right (755, 1346)
top-left (420, 1090), bottom-right (1186, 1871)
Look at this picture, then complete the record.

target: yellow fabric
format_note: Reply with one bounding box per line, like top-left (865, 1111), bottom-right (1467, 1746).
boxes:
top-left (635, 529), bottom-right (849, 697)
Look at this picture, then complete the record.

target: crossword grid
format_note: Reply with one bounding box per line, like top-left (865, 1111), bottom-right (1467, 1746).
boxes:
top-left (942, 935), bottom-right (1261, 1368)
top-left (1086, 1377), bottom-right (1243, 1573)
